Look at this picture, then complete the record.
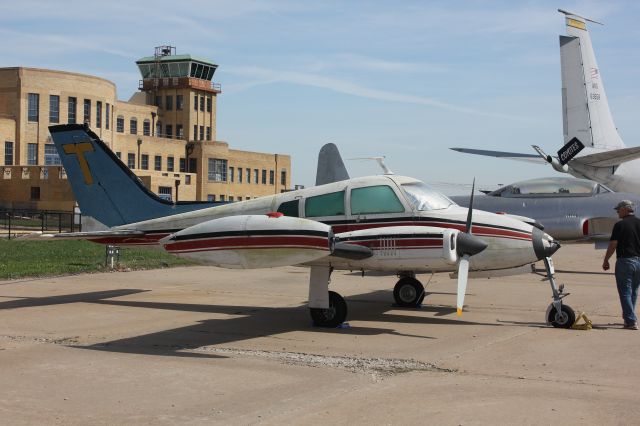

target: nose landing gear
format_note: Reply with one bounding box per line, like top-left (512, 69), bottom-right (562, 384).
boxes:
top-left (542, 256), bottom-right (575, 328)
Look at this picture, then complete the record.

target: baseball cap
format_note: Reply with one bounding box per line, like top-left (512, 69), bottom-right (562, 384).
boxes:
top-left (614, 200), bottom-right (635, 211)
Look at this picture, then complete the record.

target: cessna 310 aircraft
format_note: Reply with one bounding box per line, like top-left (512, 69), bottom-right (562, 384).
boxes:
top-left (452, 10), bottom-right (640, 195)
top-left (43, 124), bottom-right (573, 328)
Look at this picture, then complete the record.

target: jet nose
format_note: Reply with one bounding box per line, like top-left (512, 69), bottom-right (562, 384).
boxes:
top-left (532, 227), bottom-right (561, 260)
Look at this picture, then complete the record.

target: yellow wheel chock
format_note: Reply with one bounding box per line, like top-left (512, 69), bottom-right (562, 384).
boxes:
top-left (571, 312), bottom-right (592, 330)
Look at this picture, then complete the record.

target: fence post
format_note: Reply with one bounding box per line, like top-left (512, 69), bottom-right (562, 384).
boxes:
top-left (7, 212), bottom-right (10, 240)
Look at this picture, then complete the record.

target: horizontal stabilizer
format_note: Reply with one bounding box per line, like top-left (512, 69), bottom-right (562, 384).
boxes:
top-left (450, 148), bottom-right (546, 164)
top-left (572, 146), bottom-right (640, 167)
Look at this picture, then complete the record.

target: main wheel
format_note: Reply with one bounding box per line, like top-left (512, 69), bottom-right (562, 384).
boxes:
top-left (393, 277), bottom-right (425, 307)
top-left (310, 291), bottom-right (348, 328)
top-left (547, 304), bottom-right (575, 329)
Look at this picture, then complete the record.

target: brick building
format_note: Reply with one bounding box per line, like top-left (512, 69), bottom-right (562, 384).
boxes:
top-left (0, 46), bottom-right (291, 212)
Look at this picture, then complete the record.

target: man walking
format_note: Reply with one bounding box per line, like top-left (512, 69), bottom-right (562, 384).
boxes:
top-left (603, 200), bottom-right (640, 330)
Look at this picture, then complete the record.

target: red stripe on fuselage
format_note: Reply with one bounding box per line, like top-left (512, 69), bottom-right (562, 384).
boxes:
top-left (164, 235), bottom-right (330, 253)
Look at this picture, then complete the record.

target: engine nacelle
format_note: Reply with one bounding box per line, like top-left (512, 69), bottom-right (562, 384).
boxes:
top-left (161, 214), bottom-right (332, 268)
top-left (548, 156), bottom-right (569, 173)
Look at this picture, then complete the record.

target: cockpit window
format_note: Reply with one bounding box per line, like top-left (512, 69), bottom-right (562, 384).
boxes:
top-left (401, 182), bottom-right (454, 211)
top-left (490, 177), bottom-right (600, 197)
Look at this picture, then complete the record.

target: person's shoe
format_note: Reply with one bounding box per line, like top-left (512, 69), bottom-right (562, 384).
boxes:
top-left (623, 322), bottom-right (638, 330)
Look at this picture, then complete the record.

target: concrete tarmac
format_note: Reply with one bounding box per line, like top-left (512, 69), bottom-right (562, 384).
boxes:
top-left (1, 243), bottom-right (638, 425)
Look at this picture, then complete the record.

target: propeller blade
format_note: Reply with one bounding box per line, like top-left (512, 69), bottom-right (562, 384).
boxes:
top-left (465, 178), bottom-right (476, 233)
top-left (457, 254), bottom-right (470, 316)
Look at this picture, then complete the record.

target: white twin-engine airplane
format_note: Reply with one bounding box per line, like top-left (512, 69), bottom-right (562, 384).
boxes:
top-left (452, 9), bottom-right (640, 195)
top-left (45, 124), bottom-right (573, 328)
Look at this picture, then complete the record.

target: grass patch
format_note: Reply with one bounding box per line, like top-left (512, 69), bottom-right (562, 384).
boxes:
top-left (0, 239), bottom-right (195, 280)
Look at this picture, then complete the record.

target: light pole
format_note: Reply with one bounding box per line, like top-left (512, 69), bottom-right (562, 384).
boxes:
top-left (137, 138), bottom-right (142, 169)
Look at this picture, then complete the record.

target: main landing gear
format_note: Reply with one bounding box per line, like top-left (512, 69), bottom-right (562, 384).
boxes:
top-left (308, 266), bottom-right (349, 328)
top-left (393, 273), bottom-right (426, 307)
top-left (543, 256), bottom-right (575, 328)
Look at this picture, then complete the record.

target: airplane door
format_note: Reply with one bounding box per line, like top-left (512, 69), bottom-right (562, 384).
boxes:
top-left (346, 183), bottom-right (410, 232)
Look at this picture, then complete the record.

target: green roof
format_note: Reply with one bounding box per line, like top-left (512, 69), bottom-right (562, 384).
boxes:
top-left (136, 54), bottom-right (217, 66)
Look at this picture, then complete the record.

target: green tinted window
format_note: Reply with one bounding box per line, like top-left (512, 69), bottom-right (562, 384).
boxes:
top-left (277, 199), bottom-right (299, 217)
top-left (351, 185), bottom-right (405, 214)
top-left (305, 191), bottom-right (345, 217)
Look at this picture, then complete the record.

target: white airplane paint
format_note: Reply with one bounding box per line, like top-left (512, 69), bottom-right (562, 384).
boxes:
top-left (452, 9), bottom-right (640, 195)
top-left (41, 124), bottom-right (574, 328)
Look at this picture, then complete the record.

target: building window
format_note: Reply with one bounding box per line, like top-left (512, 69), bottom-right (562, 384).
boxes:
top-left (106, 103), bottom-right (110, 129)
top-left (127, 153), bottom-right (135, 169)
top-left (229, 166), bottom-right (235, 182)
top-left (199, 126), bottom-right (204, 141)
top-left (238, 168), bottom-right (243, 183)
top-left (208, 158), bottom-right (227, 182)
top-left (27, 143), bottom-right (38, 165)
top-left (254, 169), bottom-right (259, 184)
top-left (188, 158), bottom-right (197, 173)
top-left (262, 169), bottom-right (267, 185)
top-left (30, 186), bottom-right (41, 201)
top-left (155, 96), bottom-right (162, 108)
top-left (154, 155), bottom-right (162, 171)
top-left (49, 95), bottom-right (59, 123)
top-left (176, 124), bottom-right (183, 139)
top-left (83, 99), bottom-right (91, 124)
top-left (156, 121), bottom-right (162, 137)
top-left (167, 156), bottom-right (174, 172)
top-left (165, 124), bottom-right (173, 139)
top-left (185, 175), bottom-right (191, 185)
top-left (4, 141), bottom-right (13, 165)
top-left (158, 186), bottom-right (172, 201)
top-left (116, 116), bottom-right (124, 133)
top-left (229, 196), bottom-right (234, 202)
top-left (246, 168), bottom-right (251, 184)
top-left (130, 118), bottom-right (138, 135)
top-left (179, 158), bottom-right (186, 172)
top-left (281, 169), bottom-right (287, 186)
top-left (28, 93), bottom-right (39, 122)
top-left (177, 95), bottom-right (184, 110)
top-left (193, 125), bottom-right (198, 140)
top-left (44, 144), bottom-right (61, 165)
top-left (67, 97), bottom-right (77, 124)
top-left (206, 97), bottom-right (212, 112)
top-left (96, 101), bottom-right (102, 128)
top-left (116, 152), bottom-right (121, 159)
top-left (199, 96), bottom-right (205, 111)
top-left (141, 154), bottom-right (148, 170)
top-left (206, 126), bottom-right (211, 141)
top-left (143, 119), bottom-right (150, 136)
top-left (207, 194), bottom-right (215, 202)
top-left (269, 170), bottom-right (274, 185)
top-left (193, 95), bottom-right (198, 110)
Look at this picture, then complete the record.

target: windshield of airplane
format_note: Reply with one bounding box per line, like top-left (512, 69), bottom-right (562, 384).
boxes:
top-left (489, 177), bottom-right (609, 197)
top-left (401, 182), bottom-right (455, 211)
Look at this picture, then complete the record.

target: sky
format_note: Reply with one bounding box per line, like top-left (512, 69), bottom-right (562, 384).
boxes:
top-left (1, 0), bottom-right (639, 193)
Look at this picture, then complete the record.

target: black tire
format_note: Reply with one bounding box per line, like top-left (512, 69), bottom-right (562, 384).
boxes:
top-left (547, 304), bottom-right (576, 329)
top-left (393, 277), bottom-right (425, 307)
top-left (310, 291), bottom-right (348, 328)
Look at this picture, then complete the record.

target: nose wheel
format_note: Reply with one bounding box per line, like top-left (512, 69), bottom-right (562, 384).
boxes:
top-left (543, 257), bottom-right (574, 328)
top-left (393, 277), bottom-right (425, 307)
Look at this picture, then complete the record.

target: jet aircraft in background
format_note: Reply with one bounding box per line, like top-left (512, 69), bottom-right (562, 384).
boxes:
top-left (451, 10), bottom-right (640, 195)
top-left (451, 176), bottom-right (640, 249)
top-left (39, 124), bottom-right (573, 328)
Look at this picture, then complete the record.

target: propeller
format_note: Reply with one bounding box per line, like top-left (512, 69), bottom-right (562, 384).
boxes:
top-left (456, 178), bottom-right (488, 316)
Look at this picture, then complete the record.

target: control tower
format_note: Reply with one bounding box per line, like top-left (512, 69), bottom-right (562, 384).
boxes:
top-left (136, 46), bottom-right (221, 142)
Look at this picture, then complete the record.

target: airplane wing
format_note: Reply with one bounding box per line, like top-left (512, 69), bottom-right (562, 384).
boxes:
top-left (572, 146), bottom-right (640, 167)
top-left (20, 230), bottom-right (145, 240)
top-left (450, 148), bottom-right (547, 164)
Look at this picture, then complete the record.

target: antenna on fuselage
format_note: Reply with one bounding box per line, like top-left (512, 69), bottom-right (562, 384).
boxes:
top-left (347, 157), bottom-right (394, 175)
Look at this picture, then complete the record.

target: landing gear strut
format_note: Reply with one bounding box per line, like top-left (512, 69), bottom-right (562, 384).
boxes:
top-left (393, 275), bottom-right (425, 307)
top-left (543, 257), bottom-right (575, 328)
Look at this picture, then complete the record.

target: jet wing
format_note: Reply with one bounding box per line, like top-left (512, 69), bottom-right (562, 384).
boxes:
top-left (450, 148), bottom-right (547, 164)
top-left (571, 146), bottom-right (640, 167)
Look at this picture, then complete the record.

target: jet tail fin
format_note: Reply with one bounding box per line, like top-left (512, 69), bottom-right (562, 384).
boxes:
top-left (315, 143), bottom-right (350, 185)
top-left (559, 10), bottom-right (625, 150)
top-left (49, 124), bottom-right (217, 228)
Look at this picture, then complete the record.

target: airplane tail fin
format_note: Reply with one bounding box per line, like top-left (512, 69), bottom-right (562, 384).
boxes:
top-left (49, 124), bottom-right (216, 228)
top-left (315, 143), bottom-right (350, 185)
top-left (559, 9), bottom-right (625, 150)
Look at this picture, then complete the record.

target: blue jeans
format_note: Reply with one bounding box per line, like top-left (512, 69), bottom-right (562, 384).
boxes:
top-left (615, 257), bottom-right (640, 325)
